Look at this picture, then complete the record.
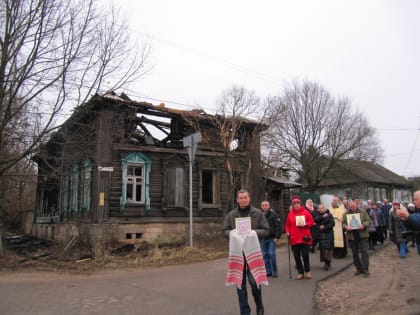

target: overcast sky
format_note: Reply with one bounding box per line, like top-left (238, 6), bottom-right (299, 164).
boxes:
top-left (108, 0), bottom-right (420, 177)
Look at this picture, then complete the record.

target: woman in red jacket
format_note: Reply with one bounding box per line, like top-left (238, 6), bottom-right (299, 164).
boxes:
top-left (285, 196), bottom-right (315, 279)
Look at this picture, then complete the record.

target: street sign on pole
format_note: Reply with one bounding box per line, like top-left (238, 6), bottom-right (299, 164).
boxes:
top-left (183, 132), bottom-right (201, 247)
top-left (183, 131), bottom-right (201, 162)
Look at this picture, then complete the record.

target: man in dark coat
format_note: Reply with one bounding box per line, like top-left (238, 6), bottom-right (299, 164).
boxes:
top-left (380, 198), bottom-right (392, 239)
top-left (223, 190), bottom-right (269, 315)
top-left (260, 200), bottom-right (282, 278)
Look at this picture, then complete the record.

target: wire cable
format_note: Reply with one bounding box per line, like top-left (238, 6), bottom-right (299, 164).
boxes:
top-left (403, 127), bottom-right (420, 176)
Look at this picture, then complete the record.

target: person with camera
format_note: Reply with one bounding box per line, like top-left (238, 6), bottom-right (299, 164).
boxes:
top-left (285, 196), bottom-right (315, 280)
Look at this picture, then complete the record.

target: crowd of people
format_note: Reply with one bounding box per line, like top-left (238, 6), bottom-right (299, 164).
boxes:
top-left (222, 189), bottom-right (420, 315)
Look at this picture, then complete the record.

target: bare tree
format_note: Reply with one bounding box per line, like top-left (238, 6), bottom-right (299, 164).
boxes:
top-left (262, 80), bottom-right (383, 192)
top-left (0, 0), bottom-right (152, 177)
top-left (0, 157), bottom-right (37, 228)
top-left (212, 85), bottom-right (267, 210)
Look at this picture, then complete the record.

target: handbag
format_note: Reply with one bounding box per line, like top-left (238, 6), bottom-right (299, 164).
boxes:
top-left (401, 230), bottom-right (413, 240)
top-left (303, 235), bottom-right (311, 242)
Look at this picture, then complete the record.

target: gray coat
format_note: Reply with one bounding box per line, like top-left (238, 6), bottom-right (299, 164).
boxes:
top-left (389, 209), bottom-right (409, 244)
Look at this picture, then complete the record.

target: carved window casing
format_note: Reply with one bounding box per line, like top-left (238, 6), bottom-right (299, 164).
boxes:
top-left (120, 152), bottom-right (151, 211)
top-left (62, 159), bottom-right (92, 213)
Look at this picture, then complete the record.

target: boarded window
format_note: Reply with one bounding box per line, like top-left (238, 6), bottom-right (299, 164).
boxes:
top-left (165, 167), bottom-right (185, 207)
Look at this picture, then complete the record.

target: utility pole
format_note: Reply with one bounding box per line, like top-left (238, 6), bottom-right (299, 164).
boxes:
top-left (0, 224), bottom-right (3, 257)
top-left (183, 132), bottom-right (201, 247)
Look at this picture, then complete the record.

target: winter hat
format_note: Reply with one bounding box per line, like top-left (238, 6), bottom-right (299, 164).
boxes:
top-left (291, 196), bottom-right (301, 205)
top-left (408, 203), bottom-right (415, 208)
top-left (392, 200), bottom-right (400, 206)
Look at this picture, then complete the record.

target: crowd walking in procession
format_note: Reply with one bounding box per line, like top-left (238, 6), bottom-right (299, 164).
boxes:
top-left (223, 190), bottom-right (420, 314)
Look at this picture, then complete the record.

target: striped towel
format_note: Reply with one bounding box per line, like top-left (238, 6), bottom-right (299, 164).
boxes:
top-left (226, 230), bottom-right (268, 289)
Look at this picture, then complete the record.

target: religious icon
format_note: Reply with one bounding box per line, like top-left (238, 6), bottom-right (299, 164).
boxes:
top-left (295, 215), bottom-right (306, 227)
top-left (347, 213), bottom-right (362, 229)
top-left (235, 217), bottom-right (251, 237)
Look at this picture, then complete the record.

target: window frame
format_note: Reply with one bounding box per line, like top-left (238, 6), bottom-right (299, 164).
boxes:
top-left (125, 164), bottom-right (145, 204)
top-left (199, 168), bottom-right (221, 208)
top-left (80, 159), bottom-right (92, 211)
top-left (120, 152), bottom-right (151, 211)
top-left (69, 164), bottom-right (79, 212)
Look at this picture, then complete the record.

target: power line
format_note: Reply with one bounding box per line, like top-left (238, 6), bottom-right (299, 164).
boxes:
top-left (148, 34), bottom-right (284, 87)
top-left (403, 127), bottom-right (420, 175)
top-left (384, 148), bottom-right (420, 158)
top-left (377, 128), bottom-right (419, 131)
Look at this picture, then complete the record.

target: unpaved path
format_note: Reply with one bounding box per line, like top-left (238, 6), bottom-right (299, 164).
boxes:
top-left (314, 243), bottom-right (420, 315)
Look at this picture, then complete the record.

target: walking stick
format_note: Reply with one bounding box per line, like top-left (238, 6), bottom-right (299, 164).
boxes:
top-left (287, 235), bottom-right (291, 279)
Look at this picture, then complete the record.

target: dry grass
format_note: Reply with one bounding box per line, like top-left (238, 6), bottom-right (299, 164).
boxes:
top-left (0, 233), bottom-right (229, 274)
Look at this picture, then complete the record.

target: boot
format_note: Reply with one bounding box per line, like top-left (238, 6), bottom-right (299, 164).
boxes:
top-left (257, 305), bottom-right (264, 315)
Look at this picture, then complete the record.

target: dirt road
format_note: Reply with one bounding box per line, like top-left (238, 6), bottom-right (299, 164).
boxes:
top-left (315, 243), bottom-right (420, 315)
top-left (0, 244), bottom-right (355, 315)
top-left (1, 241), bottom-right (418, 315)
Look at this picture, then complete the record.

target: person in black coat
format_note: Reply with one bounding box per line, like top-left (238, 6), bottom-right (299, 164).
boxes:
top-left (315, 203), bottom-right (335, 270)
top-left (260, 200), bottom-right (282, 278)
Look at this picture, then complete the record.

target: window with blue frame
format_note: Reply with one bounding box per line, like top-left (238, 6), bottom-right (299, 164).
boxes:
top-left (63, 159), bottom-right (92, 213)
top-left (70, 165), bottom-right (79, 212)
top-left (61, 173), bottom-right (70, 212)
top-left (120, 152), bottom-right (151, 211)
top-left (126, 164), bottom-right (145, 203)
top-left (81, 159), bottom-right (92, 210)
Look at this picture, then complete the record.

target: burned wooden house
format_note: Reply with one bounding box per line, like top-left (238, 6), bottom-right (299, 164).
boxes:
top-left (32, 92), bottom-right (265, 247)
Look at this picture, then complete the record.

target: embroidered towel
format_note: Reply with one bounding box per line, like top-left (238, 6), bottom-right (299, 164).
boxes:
top-left (226, 230), bottom-right (268, 289)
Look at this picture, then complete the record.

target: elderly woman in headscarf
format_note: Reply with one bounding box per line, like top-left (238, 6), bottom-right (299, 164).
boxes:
top-left (305, 199), bottom-right (319, 253)
top-left (315, 203), bottom-right (335, 270)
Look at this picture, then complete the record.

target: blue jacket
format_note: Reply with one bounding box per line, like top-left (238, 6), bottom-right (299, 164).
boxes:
top-left (404, 212), bottom-right (420, 231)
